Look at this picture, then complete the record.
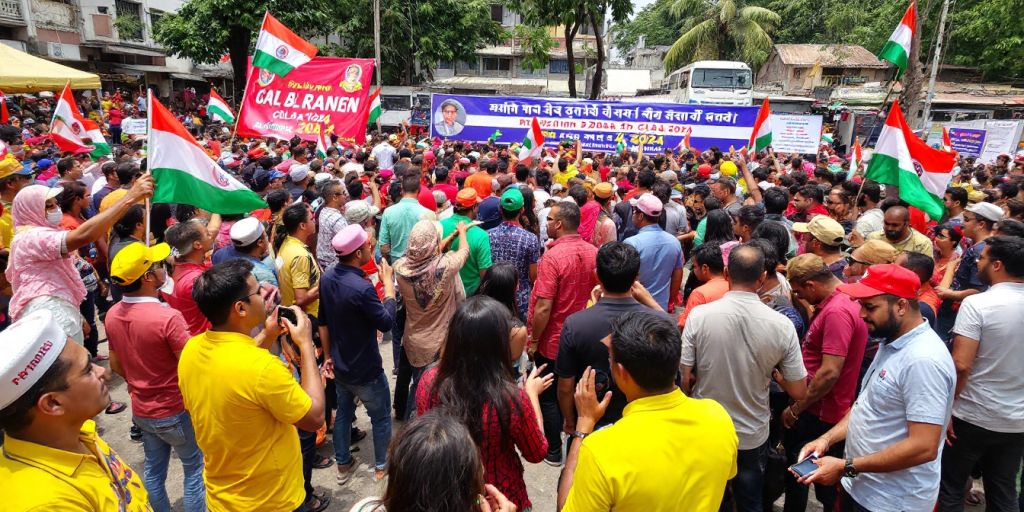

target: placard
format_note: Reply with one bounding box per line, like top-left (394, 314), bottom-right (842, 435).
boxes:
top-left (429, 93), bottom-right (759, 153)
top-left (122, 117), bottom-right (148, 135)
top-left (768, 114), bottom-right (824, 155)
top-left (947, 128), bottom-right (986, 155)
top-left (237, 57), bottom-right (376, 144)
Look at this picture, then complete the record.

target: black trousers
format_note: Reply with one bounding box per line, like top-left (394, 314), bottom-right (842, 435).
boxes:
top-left (298, 428), bottom-right (316, 504)
top-left (534, 353), bottom-right (563, 458)
top-left (784, 412), bottom-right (842, 512)
top-left (838, 489), bottom-right (872, 512)
top-left (938, 416), bottom-right (1024, 512)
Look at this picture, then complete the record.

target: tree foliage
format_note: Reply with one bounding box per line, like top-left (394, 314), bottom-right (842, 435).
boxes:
top-left (513, 25), bottom-right (557, 72)
top-left (663, 0), bottom-right (780, 73)
top-left (611, 0), bottom-right (682, 57)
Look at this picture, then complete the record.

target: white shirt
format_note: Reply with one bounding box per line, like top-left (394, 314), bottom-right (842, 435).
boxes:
top-left (371, 142), bottom-right (396, 170)
top-left (341, 161), bottom-right (364, 175)
top-left (951, 282), bottom-right (1024, 432)
top-left (855, 208), bottom-right (884, 237)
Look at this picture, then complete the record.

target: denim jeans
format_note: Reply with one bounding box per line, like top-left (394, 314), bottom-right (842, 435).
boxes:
top-left (79, 289), bottom-right (99, 357)
top-left (784, 412), bottom-right (842, 512)
top-left (721, 440), bottom-right (767, 512)
top-left (404, 364), bottom-right (430, 421)
top-left (134, 410), bottom-right (205, 512)
top-left (334, 372), bottom-right (392, 469)
top-left (938, 416), bottom-right (1024, 512)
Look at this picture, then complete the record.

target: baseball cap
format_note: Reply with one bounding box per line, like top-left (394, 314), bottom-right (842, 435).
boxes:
top-left (36, 158), bottom-right (53, 171)
top-left (477, 196), bottom-right (502, 230)
top-left (332, 224), bottom-right (368, 256)
top-left (110, 242), bottom-right (171, 285)
top-left (633, 192), bottom-right (663, 217)
top-left (593, 182), bottom-right (614, 199)
top-left (793, 216), bottom-right (845, 246)
top-left (268, 169), bottom-right (286, 181)
top-left (0, 153), bottom-right (28, 180)
top-left (838, 263), bottom-right (920, 300)
top-left (344, 200), bottom-right (380, 225)
top-left (786, 254), bottom-right (832, 283)
top-left (660, 170), bottom-right (679, 185)
top-left (698, 163), bottom-right (712, 177)
top-left (850, 239), bottom-right (898, 265)
top-left (501, 187), bottom-right (524, 212)
top-left (230, 217), bottom-right (265, 246)
top-left (966, 202), bottom-right (1004, 222)
top-left (0, 310), bottom-right (68, 409)
top-left (455, 188), bottom-right (483, 208)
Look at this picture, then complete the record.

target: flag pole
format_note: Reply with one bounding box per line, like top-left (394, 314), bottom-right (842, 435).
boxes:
top-left (145, 89), bottom-right (153, 246)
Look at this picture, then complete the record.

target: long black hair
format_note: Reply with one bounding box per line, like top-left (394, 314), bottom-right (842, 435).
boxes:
top-left (431, 296), bottom-right (520, 447)
top-left (379, 411), bottom-right (484, 512)
top-left (703, 209), bottom-right (736, 246)
top-left (475, 263), bottom-right (520, 320)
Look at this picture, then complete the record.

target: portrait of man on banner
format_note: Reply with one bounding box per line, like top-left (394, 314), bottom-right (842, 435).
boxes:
top-left (434, 99), bottom-right (465, 137)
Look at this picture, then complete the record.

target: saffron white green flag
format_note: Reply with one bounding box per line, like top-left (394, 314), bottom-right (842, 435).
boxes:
top-left (316, 128), bottom-right (329, 159)
top-left (83, 118), bottom-right (111, 159)
top-left (207, 88), bottom-right (235, 124)
top-left (518, 117), bottom-right (545, 166)
top-left (366, 87), bottom-right (381, 126)
top-left (865, 100), bottom-right (955, 221)
top-left (252, 11), bottom-right (318, 77)
top-left (149, 94), bottom-right (266, 214)
top-left (878, 1), bottom-right (916, 78)
top-left (747, 98), bottom-right (772, 156)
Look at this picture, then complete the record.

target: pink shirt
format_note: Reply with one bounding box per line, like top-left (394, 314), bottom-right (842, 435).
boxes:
top-left (802, 290), bottom-right (869, 424)
top-left (6, 228), bottom-right (85, 320)
top-left (527, 234), bottom-right (598, 360)
top-left (165, 262), bottom-right (212, 336)
top-left (105, 298), bottom-right (190, 419)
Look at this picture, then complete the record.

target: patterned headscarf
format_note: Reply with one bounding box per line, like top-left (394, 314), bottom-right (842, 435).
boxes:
top-left (393, 219), bottom-right (456, 309)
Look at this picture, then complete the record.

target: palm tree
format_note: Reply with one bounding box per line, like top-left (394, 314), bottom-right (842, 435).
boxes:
top-left (663, 0), bottom-right (781, 72)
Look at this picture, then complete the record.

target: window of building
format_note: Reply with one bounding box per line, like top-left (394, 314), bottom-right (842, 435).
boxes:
top-left (381, 95), bottom-right (410, 110)
top-left (490, 4), bottom-right (503, 23)
top-left (436, 60), bottom-right (454, 70)
top-left (114, 0), bottom-right (144, 41)
top-left (149, 9), bottom-right (163, 31)
top-left (549, 59), bottom-right (569, 74)
top-left (457, 59), bottom-right (478, 74)
top-left (483, 57), bottom-right (510, 72)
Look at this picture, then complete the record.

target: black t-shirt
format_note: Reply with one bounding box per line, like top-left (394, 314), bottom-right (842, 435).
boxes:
top-left (554, 297), bottom-right (676, 426)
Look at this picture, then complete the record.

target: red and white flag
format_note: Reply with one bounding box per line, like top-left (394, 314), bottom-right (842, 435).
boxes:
top-left (517, 117), bottom-right (545, 166)
top-left (0, 90), bottom-right (8, 125)
top-left (252, 12), bottom-right (318, 77)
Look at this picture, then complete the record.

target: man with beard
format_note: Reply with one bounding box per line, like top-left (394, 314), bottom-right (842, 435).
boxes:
top-left (938, 236), bottom-right (1024, 511)
top-left (866, 205), bottom-right (933, 257)
top-left (795, 264), bottom-right (955, 512)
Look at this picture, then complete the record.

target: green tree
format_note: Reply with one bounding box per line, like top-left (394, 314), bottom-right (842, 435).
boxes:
top-left (513, 25), bottom-right (557, 72)
top-left (510, 0), bottom-right (632, 99)
top-left (949, 0), bottom-right (1024, 79)
top-left (611, 0), bottom-right (682, 58)
top-left (663, 0), bottom-right (781, 72)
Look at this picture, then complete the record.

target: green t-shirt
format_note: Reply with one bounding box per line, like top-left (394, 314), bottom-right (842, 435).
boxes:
top-left (440, 213), bottom-right (493, 295)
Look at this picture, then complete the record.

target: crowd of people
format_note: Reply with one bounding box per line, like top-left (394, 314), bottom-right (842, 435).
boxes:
top-left (0, 88), bottom-right (1023, 512)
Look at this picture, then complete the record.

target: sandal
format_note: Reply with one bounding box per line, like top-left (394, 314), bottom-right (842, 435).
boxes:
top-left (306, 493), bottom-right (331, 512)
top-left (313, 455), bottom-right (332, 469)
top-left (105, 401), bottom-right (127, 415)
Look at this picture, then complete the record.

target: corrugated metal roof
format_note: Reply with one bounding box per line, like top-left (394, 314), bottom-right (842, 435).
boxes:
top-left (773, 44), bottom-right (888, 69)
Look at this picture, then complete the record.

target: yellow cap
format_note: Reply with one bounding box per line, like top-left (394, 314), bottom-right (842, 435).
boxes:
top-left (110, 242), bottom-right (171, 285)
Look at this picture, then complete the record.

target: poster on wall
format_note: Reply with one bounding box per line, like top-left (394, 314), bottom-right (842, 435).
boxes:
top-left (768, 114), bottom-right (824, 154)
top-left (429, 93), bottom-right (759, 153)
top-left (236, 57), bottom-right (375, 144)
top-left (947, 128), bottom-right (986, 155)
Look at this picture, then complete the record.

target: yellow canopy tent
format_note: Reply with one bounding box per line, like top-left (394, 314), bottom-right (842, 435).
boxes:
top-left (0, 44), bottom-right (101, 93)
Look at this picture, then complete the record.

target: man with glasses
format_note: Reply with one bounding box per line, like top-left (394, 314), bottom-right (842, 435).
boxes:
top-left (105, 242), bottom-right (205, 512)
top-left (783, 254), bottom-right (869, 512)
top-left (179, 260), bottom-right (327, 512)
top-left (315, 180), bottom-right (348, 270)
top-left (935, 202), bottom-right (1003, 342)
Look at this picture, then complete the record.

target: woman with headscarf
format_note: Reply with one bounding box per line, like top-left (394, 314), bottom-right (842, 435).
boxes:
top-left (393, 219), bottom-right (469, 420)
top-left (6, 176), bottom-right (153, 346)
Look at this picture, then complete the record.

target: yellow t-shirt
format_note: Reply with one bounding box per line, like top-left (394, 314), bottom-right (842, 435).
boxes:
top-left (0, 200), bottom-right (13, 249)
top-left (554, 164), bottom-right (578, 187)
top-left (0, 420), bottom-right (151, 511)
top-left (563, 390), bottom-right (738, 512)
top-left (867, 229), bottom-right (934, 258)
top-left (277, 235), bottom-right (321, 316)
top-left (100, 188), bottom-right (128, 213)
top-left (178, 330), bottom-right (311, 512)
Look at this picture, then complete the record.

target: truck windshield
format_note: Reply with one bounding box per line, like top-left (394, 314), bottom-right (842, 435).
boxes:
top-left (691, 68), bottom-right (752, 89)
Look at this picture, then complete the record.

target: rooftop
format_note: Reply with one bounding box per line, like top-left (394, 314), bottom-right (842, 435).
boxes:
top-left (772, 44), bottom-right (888, 69)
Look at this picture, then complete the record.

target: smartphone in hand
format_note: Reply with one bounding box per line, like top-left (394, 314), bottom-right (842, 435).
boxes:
top-left (789, 455), bottom-right (819, 478)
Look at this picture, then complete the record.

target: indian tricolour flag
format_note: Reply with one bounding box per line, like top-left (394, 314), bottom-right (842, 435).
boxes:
top-left (315, 128), bottom-right (329, 159)
top-left (148, 94), bottom-right (266, 214)
top-left (747, 98), bottom-right (771, 157)
top-left (366, 87), bottom-right (381, 126)
top-left (50, 83), bottom-right (95, 154)
top-left (207, 88), bottom-right (235, 124)
top-left (82, 119), bottom-right (111, 159)
top-left (850, 137), bottom-right (864, 173)
top-left (866, 100), bottom-right (955, 221)
top-left (518, 117), bottom-right (545, 166)
top-left (252, 11), bottom-right (318, 78)
top-left (878, 1), bottom-right (916, 78)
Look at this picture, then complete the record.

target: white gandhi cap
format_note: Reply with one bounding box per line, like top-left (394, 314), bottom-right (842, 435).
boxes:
top-left (230, 217), bottom-right (265, 247)
top-left (0, 309), bottom-right (68, 410)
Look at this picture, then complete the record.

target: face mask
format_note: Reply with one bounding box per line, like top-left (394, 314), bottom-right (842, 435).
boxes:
top-left (159, 275), bottom-right (175, 296)
top-left (46, 208), bottom-right (62, 225)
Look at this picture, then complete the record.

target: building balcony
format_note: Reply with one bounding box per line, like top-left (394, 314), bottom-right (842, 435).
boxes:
top-left (0, 0), bottom-right (26, 26)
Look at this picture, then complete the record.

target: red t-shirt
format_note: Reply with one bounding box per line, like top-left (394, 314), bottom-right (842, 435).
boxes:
top-left (432, 183), bottom-right (459, 204)
top-left (416, 367), bottom-right (547, 511)
top-left (417, 186), bottom-right (436, 211)
top-left (527, 234), bottom-right (598, 359)
top-left (104, 298), bottom-right (190, 419)
top-left (801, 290), bottom-right (869, 424)
top-left (165, 261), bottom-right (212, 336)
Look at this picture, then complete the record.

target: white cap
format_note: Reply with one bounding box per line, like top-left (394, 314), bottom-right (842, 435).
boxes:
top-left (289, 164), bottom-right (311, 182)
top-left (314, 172), bottom-right (333, 185)
top-left (230, 217), bottom-right (265, 246)
top-left (0, 310), bottom-right (68, 410)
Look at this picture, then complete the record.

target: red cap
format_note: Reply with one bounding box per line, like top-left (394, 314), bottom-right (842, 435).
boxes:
top-left (838, 264), bottom-right (920, 300)
top-left (698, 163), bottom-right (712, 177)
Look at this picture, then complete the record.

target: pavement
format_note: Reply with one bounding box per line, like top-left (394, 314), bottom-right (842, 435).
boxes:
top-left (92, 332), bottom-right (988, 512)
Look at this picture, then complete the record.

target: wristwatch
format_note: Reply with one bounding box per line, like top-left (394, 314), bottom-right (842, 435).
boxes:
top-left (844, 457), bottom-right (859, 478)
top-left (569, 430), bottom-right (590, 441)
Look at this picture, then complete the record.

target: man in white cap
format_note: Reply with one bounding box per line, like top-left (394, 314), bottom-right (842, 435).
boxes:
top-left (288, 163), bottom-right (313, 199)
top-left (320, 224), bottom-right (396, 484)
top-left (105, 242), bottom-right (206, 512)
top-left (624, 193), bottom-right (683, 311)
top-left (344, 199), bottom-right (380, 230)
top-left (211, 216), bottom-right (279, 287)
top-left (0, 310), bottom-right (151, 510)
top-left (936, 201), bottom-right (1003, 342)
top-left (316, 179), bottom-right (349, 270)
